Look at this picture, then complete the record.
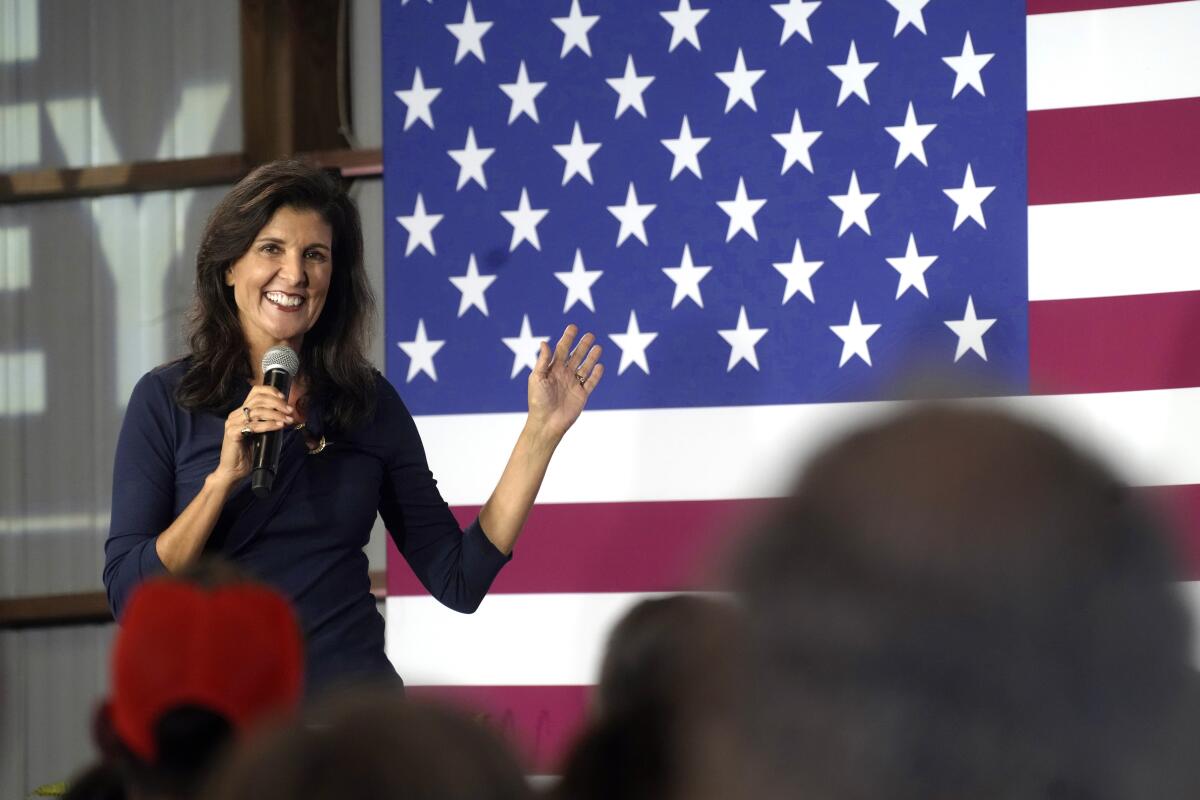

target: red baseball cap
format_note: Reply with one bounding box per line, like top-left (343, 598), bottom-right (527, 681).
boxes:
top-left (107, 579), bottom-right (305, 762)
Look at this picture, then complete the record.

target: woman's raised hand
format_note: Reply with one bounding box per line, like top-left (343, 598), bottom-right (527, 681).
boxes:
top-left (527, 324), bottom-right (603, 441)
top-left (211, 386), bottom-right (296, 487)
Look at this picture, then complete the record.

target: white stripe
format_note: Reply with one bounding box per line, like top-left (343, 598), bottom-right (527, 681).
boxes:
top-left (0, 224), bottom-right (32, 292)
top-left (1027, 1), bottom-right (1200, 111)
top-left (1029, 193), bottom-right (1200, 301)
top-left (0, 350), bottom-right (45, 416)
top-left (0, 512), bottom-right (110, 536)
top-left (414, 386), bottom-right (1200, 506)
top-left (387, 592), bottom-right (672, 686)
top-left (388, 584), bottom-right (1200, 686)
top-left (0, 0), bottom-right (39, 63)
top-left (0, 102), bottom-right (40, 169)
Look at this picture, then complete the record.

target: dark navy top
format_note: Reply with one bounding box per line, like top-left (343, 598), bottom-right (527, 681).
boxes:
top-left (103, 359), bottom-right (511, 696)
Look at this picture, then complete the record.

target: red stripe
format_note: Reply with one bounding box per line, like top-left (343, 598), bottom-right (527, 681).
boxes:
top-left (407, 684), bottom-right (588, 773)
top-left (387, 488), bottom-right (1200, 593)
top-left (402, 489), bottom-right (1200, 777)
top-left (1029, 291), bottom-right (1200, 396)
top-left (388, 499), bottom-right (765, 595)
top-left (1027, 0), bottom-right (1193, 14)
top-left (1028, 99), bottom-right (1200, 205)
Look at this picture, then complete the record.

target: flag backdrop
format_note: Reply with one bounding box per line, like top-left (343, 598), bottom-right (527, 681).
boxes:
top-left (381, 0), bottom-right (1200, 771)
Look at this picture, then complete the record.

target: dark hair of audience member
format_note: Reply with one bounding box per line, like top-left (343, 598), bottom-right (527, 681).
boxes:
top-left (64, 558), bottom-right (281, 800)
top-left (202, 689), bottom-right (534, 800)
top-left (553, 594), bottom-right (748, 800)
top-left (735, 406), bottom-right (1200, 800)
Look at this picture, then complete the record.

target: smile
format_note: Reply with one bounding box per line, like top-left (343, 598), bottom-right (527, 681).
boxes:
top-left (265, 291), bottom-right (305, 311)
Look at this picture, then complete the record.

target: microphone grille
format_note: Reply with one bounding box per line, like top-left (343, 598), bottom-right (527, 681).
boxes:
top-left (261, 346), bottom-right (299, 377)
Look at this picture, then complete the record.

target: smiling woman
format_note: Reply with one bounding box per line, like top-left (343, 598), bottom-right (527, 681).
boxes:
top-left (226, 207), bottom-right (333, 350)
top-left (102, 160), bottom-right (605, 697)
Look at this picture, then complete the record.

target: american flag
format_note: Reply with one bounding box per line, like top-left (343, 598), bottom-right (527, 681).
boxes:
top-left (381, 0), bottom-right (1200, 772)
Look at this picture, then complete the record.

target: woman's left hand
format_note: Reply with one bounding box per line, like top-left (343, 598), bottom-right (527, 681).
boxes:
top-left (528, 324), bottom-right (603, 440)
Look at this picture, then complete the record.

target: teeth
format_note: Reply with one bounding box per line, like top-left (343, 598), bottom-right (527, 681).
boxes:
top-left (266, 291), bottom-right (303, 308)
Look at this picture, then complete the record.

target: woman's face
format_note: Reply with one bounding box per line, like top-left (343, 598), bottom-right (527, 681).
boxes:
top-left (225, 205), bottom-right (333, 355)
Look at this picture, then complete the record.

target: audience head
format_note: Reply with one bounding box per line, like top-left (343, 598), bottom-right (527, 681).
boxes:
top-left (202, 689), bottom-right (533, 800)
top-left (736, 405), bottom-right (1198, 800)
top-left (556, 595), bottom-right (748, 800)
top-left (73, 560), bottom-right (304, 800)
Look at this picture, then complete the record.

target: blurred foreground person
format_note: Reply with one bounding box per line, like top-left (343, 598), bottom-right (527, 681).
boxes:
top-left (554, 595), bottom-right (748, 800)
top-left (737, 406), bottom-right (1200, 800)
top-left (66, 567), bottom-right (304, 800)
top-left (202, 689), bottom-right (532, 800)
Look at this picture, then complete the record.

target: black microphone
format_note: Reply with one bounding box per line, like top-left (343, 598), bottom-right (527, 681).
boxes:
top-left (251, 346), bottom-right (299, 498)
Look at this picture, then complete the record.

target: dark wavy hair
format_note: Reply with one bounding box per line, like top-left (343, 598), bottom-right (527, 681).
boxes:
top-left (176, 159), bottom-right (376, 433)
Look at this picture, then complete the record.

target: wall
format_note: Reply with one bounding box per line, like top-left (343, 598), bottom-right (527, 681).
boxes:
top-left (0, 0), bottom-right (386, 793)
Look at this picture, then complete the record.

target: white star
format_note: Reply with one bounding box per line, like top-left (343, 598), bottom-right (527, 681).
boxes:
top-left (609, 310), bottom-right (658, 375)
top-left (500, 188), bottom-right (549, 251)
top-left (396, 193), bottom-right (443, 256)
top-left (944, 164), bottom-right (995, 230)
top-left (715, 48), bottom-right (766, 113)
top-left (830, 302), bottom-right (881, 367)
top-left (502, 315), bottom-right (550, 379)
top-left (553, 121), bottom-right (602, 186)
top-left (828, 171), bottom-right (879, 236)
top-left (772, 109), bottom-right (822, 174)
top-left (551, 0), bottom-right (600, 58)
top-left (717, 177), bottom-right (767, 242)
top-left (660, 0), bottom-right (709, 52)
top-left (885, 234), bottom-right (938, 299)
top-left (447, 126), bottom-right (494, 190)
top-left (499, 61), bottom-right (547, 124)
top-left (718, 306), bottom-right (768, 372)
top-left (397, 319), bottom-right (446, 382)
top-left (448, 254), bottom-right (497, 317)
top-left (554, 249), bottom-right (603, 312)
top-left (607, 182), bottom-right (656, 246)
top-left (662, 244), bottom-right (712, 309)
top-left (446, 1), bottom-right (493, 64)
top-left (606, 55), bottom-right (655, 118)
top-left (884, 102), bottom-right (936, 168)
top-left (943, 32), bottom-right (994, 98)
top-left (945, 296), bottom-right (996, 362)
top-left (394, 68), bottom-right (442, 131)
top-left (828, 41), bottom-right (878, 106)
top-left (772, 0), bottom-right (821, 45)
top-left (885, 0), bottom-right (931, 37)
top-left (661, 116), bottom-right (710, 180)
top-left (773, 239), bottom-right (823, 304)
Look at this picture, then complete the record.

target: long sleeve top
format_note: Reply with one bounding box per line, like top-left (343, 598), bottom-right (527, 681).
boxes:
top-left (103, 359), bottom-right (511, 696)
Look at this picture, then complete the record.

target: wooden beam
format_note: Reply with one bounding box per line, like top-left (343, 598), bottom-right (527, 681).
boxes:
top-left (304, 147), bottom-right (383, 178)
top-left (0, 570), bottom-right (389, 629)
top-left (0, 153), bottom-right (249, 205)
top-left (0, 592), bottom-right (112, 629)
top-left (241, 0), bottom-right (345, 164)
top-left (0, 149), bottom-right (382, 205)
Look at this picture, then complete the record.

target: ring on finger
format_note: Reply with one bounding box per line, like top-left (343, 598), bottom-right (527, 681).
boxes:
top-left (242, 406), bottom-right (251, 423)
top-left (575, 371), bottom-right (587, 387)
top-left (240, 426), bottom-right (252, 437)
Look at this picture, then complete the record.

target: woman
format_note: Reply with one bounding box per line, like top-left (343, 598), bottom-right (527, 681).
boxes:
top-left (103, 160), bottom-right (603, 695)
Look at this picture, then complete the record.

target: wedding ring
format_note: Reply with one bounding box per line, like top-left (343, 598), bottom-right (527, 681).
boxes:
top-left (575, 372), bottom-right (587, 387)
top-left (240, 426), bottom-right (252, 437)
top-left (242, 406), bottom-right (251, 423)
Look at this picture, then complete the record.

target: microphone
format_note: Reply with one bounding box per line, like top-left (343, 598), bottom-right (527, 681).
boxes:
top-left (251, 345), bottom-right (300, 498)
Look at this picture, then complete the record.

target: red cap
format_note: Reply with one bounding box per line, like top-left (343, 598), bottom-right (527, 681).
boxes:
top-left (108, 579), bottom-right (305, 762)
